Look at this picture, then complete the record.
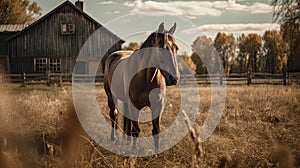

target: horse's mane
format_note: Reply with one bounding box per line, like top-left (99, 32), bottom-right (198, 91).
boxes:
top-left (140, 31), bottom-right (178, 51)
top-left (140, 32), bottom-right (166, 49)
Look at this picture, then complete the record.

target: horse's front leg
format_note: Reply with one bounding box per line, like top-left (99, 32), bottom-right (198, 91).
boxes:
top-left (149, 89), bottom-right (165, 153)
top-left (128, 103), bottom-right (140, 149)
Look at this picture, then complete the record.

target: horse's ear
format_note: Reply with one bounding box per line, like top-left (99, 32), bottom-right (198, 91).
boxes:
top-left (168, 23), bottom-right (177, 35)
top-left (158, 22), bottom-right (164, 33)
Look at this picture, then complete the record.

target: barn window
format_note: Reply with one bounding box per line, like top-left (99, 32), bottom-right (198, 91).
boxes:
top-left (61, 24), bottom-right (75, 34)
top-left (34, 58), bottom-right (47, 72)
top-left (34, 58), bottom-right (61, 73)
top-left (49, 58), bottom-right (61, 72)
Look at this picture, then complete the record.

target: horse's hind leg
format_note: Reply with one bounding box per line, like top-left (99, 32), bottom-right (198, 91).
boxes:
top-left (105, 85), bottom-right (118, 141)
top-left (123, 102), bottom-right (131, 142)
top-left (109, 103), bottom-right (118, 141)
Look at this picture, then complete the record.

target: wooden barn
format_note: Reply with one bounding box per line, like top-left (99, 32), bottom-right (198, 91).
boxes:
top-left (8, 0), bottom-right (124, 74)
top-left (0, 24), bottom-right (26, 73)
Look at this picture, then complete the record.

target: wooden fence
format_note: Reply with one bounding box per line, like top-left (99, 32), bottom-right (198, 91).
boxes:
top-left (1, 72), bottom-right (300, 86)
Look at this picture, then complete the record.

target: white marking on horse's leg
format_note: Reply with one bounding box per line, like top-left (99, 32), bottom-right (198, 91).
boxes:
top-left (149, 89), bottom-right (165, 152)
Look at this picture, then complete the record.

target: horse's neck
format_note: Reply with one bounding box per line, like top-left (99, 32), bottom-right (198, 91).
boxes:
top-left (146, 68), bottom-right (159, 83)
top-left (130, 49), bottom-right (159, 84)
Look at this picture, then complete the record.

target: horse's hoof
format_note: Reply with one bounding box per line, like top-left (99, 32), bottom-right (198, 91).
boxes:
top-left (127, 137), bottom-right (131, 143)
top-left (111, 136), bottom-right (116, 142)
top-left (154, 148), bottom-right (159, 154)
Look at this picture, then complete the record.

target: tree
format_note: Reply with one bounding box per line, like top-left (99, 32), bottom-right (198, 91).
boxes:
top-left (0, 0), bottom-right (42, 24)
top-left (214, 33), bottom-right (236, 74)
top-left (272, 0), bottom-right (300, 72)
top-left (263, 30), bottom-right (287, 73)
top-left (122, 42), bottom-right (140, 50)
top-left (244, 33), bottom-right (262, 72)
top-left (237, 34), bottom-right (248, 73)
top-left (272, 0), bottom-right (300, 24)
top-left (191, 36), bottom-right (216, 74)
top-left (179, 52), bottom-right (196, 74)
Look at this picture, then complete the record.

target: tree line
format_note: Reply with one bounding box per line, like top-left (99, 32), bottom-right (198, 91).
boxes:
top-left (187, 29), bottom-right (289, 74)
top-left (124, 27), bottom-right (295, 74)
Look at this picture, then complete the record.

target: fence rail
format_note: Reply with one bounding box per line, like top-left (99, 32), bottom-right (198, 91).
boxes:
top-left (1, 72), bottom-right (300, 86)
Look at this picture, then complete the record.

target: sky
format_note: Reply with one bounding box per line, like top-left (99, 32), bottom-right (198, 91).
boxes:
top-left (32, 0), bottom-right (280, 54)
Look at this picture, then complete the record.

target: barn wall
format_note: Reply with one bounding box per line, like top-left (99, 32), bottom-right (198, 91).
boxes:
top-left (9, 4), bottom-right (122, 74)
top-left (0, 32), bottom-right (19, 73)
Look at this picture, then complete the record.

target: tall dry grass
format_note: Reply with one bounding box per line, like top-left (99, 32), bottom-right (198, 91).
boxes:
top-left (0, 83), bottom-right (299, 167)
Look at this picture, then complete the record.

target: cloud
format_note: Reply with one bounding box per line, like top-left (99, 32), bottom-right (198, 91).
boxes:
top-left (123, 0), bottom-right (272, 18)
top-left (98, 1), bottom-right (115, 5)
top-left (181, 23), bottom-right (280, 37)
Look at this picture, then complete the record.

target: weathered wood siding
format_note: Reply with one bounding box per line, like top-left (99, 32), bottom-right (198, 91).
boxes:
top-left (0, 32), bottom-right (18, 72)
top-left (9, 4), bottom-right (122, 74)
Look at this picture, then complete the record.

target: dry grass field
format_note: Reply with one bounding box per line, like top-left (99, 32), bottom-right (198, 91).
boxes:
top-left (0, 83), bottom-right (299, 167)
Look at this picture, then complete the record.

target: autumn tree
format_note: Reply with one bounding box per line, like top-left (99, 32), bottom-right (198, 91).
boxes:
top-left (236, 34), bottom-right (248, 73)
top-left (272, 0), bottom-right (300, 24)
top-left (244, 33), bottom-right (262, 72)
top-left (0, 0), bottom-right (42, 24)
top-left (122, 42), bottom-right (140, 50)
top-left (263, 30), bottom-right (287, 73)
top-left (272, 0), bottom-right (300, 71)
top-left (179, 52), bottom-right (196, 74)
top-left (214, 32), bottom-right (236, 74)
top-left (191, 36), bottom-right (217, 74)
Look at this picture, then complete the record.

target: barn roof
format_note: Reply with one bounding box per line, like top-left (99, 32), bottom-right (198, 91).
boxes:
top-left (0, 24), bottom-right (27, 32)
top-left (9, 1), bottom-right (124, 43)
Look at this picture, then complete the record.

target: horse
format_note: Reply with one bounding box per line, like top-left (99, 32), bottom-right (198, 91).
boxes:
top-left (103, 22), bottom-right (180, 152)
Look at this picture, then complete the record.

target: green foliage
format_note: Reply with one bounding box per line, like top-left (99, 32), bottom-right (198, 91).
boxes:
top-left (0, 0), bottom-right (42, 24)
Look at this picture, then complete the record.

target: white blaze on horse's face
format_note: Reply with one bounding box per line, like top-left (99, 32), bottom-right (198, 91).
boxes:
top-left (155, 34), bottom-right (180, 86)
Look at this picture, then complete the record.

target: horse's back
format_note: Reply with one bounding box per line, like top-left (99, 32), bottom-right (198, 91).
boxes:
top-left (104, 50), bottom-right (133, 74)
top-left (104, 50), bottom-right (134, 101)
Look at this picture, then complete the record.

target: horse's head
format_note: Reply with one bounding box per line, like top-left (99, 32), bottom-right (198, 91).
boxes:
top-left (141, 22), bottom-right (180, 86)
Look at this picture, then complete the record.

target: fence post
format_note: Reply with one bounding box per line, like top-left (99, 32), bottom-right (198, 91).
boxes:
top-left (47, 71), bottom-right (50, 86)
top-left (219, 74), bottom-right (223, 85)
top-left (283, 71), bottom-right (287, 86)
top-left (22, 73), bottom-right (26, 86)
top-left (247, 71), bottom-right (252, 86)
top-left (59, 74), bottom-right (62, 87)
top-left (1, 73), bottom-right (3, 83)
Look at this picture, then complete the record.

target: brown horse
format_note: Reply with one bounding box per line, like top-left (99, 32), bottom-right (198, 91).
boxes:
top-left (103, 22), bottom-right (179, 152)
